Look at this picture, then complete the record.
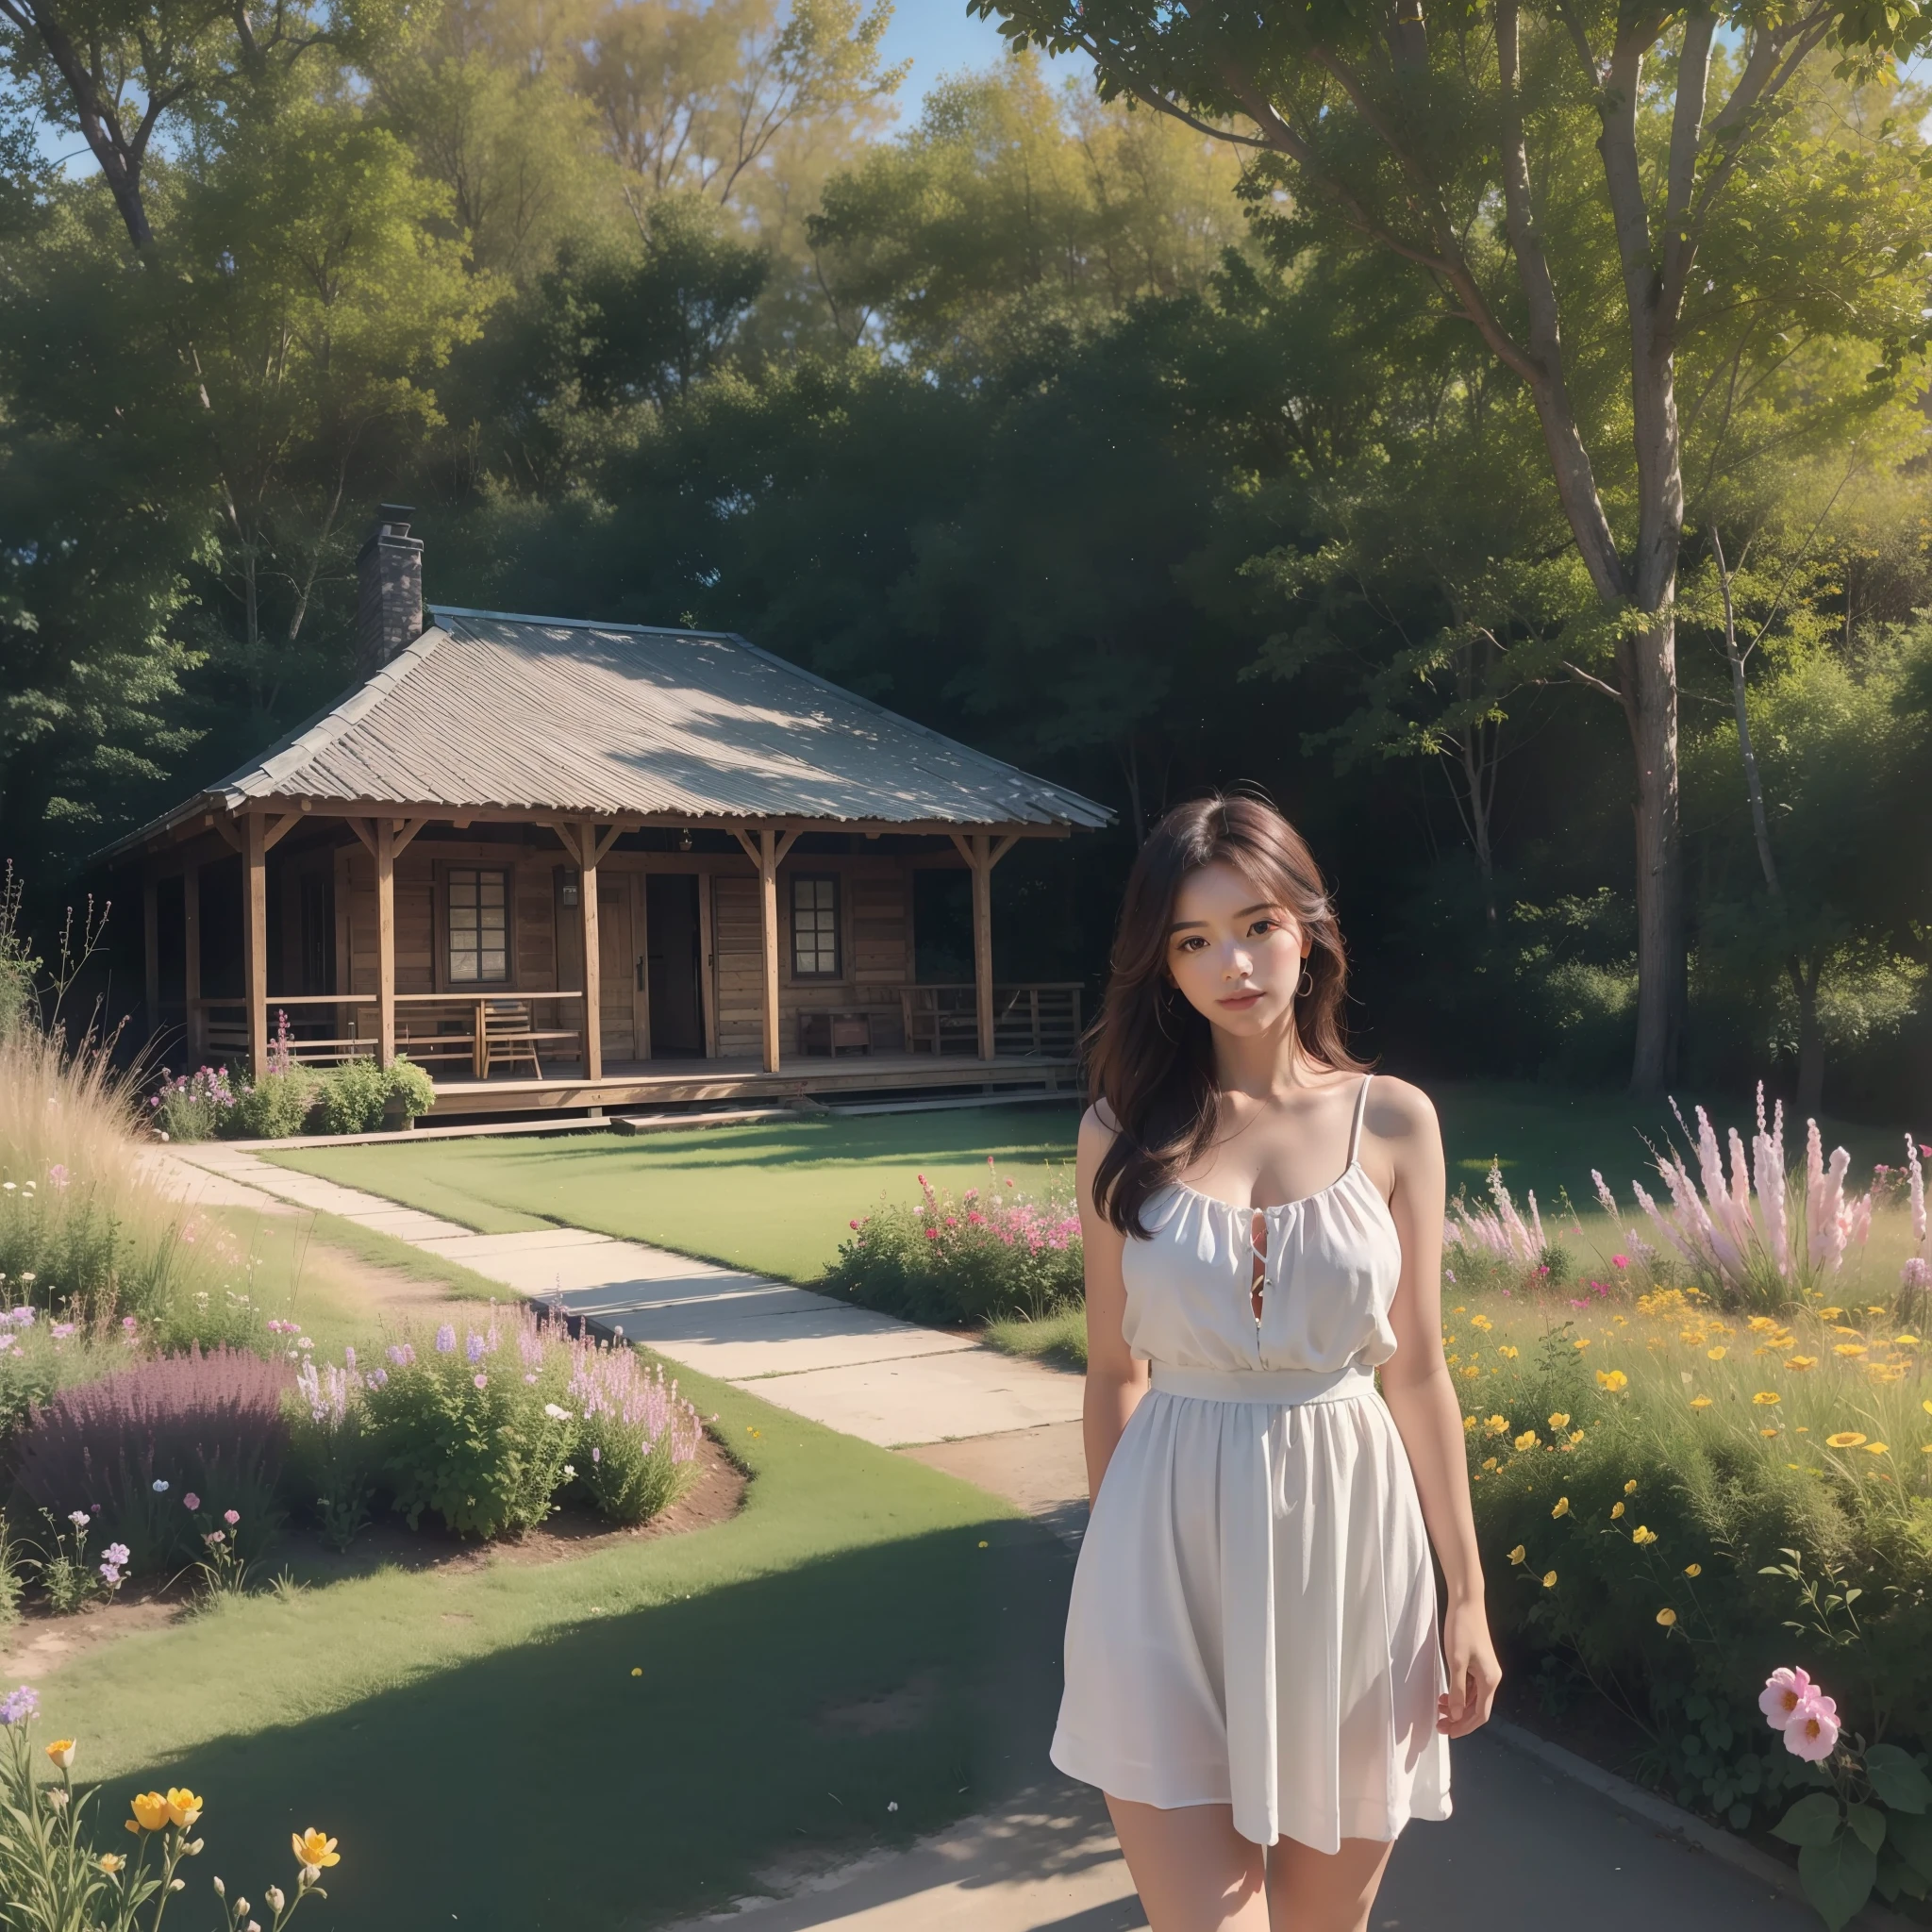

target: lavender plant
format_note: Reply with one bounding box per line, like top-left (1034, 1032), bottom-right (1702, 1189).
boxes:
top-left (287, 1351), bottom-right (376, 1551)
top-left (568, 1345), bottom-right (703, 1526)
top-left (145, 1068), bottom-right (238, 1144)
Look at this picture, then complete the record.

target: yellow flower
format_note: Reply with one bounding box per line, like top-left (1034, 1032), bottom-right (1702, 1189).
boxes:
top-left (1685, 1562), bottom-right (1702, 1577)
top-left (1922, 1398), bottom-right (1932, 1415)
top-left (1760, 1427), bottom-right (1779, 1438)
top-left (1574, 1338), bottom-right (1591, 1350)
top-left (128, 1793), bottom-right (170, 1834)
top-left (291, 1829), bottom-right (340, 1874)
top-left (1611, 1500), bottom-right (1626, 1519)
top-left (1569, 1429), bottom-right (1586, 1444)
top-left (1866, 1442), bottom-right (1890, 1456)
top-left (1690, 1395), bottom-right (1713, 1410)
top-left (1896, 1335), bottom-right (1920, 1346)
top-left (1541, 1571), bottom-right (1557, 1588)
top-left (1826, 1431), bottom-right (1869, 1449)
top-left (1707, 1345), bottom-right (1726, 1359)
top-left (1462, 1415), bottom-right (1478, 1432)
top-left (1548, 1412), bottom-right (1571, 1430)
top-left (1596, 1369), bottom-right (1628, 1391)
top-left (1752, 1391), bottom-right (1780, 1406)
top-left (164, 1789), bottom-right (203, 1830)
top-left (1788, 1356), bottom-right (1818, 1371)
top-left (1624, 1479), bottom-right (1639, 1494)
top-left (1656, 1607), bottom-right (1677, 1627)
top-left (43, 1740), bottom-right (75, 1770)
top-left (1632, 1524), bottom-right (1658, 1545)
top-left (1461, 1364), bottom-right (1480, 1378)
top-left (1507, 1544), bottom-right (1526, 1565)
top-left (1485, 1415), bottom-right (1508, 1436)
top-left (1552, 1496), bottom-right (1571, 1518)
top-left (1499, 1346), bottom-right (1520, 1360)
top-left (1514, 1430), bottom-right (1539, 1451)
top-left (1822, 1307), bottom-right (1843, 1321)
top-left (630, 1667), bottom-right (642, 1676)
top-left (1470, 1314), bottom-right (1493, 1332)
top-left (1481, 1456), bottom-right (1499, 1471)
top-left (96, 1855), bottom-right (124, 1876)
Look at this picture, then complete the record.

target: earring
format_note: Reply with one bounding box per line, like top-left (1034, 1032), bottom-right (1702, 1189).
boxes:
top-left (1296, 965), bottom-right (1313, 999)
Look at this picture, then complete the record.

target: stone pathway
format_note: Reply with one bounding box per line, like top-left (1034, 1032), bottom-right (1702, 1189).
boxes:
top-left (159, 1141), bottom-right (1875, 1932)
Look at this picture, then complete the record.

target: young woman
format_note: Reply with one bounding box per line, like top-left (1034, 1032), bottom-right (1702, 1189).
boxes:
top-left (1052, 794), bottom-right (1500, 1932)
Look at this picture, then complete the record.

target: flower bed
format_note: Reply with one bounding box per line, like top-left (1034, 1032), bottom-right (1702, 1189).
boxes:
top-left (1451, 1093), bottom-right (1932, 1928)
top-left (821, 1160), bottom-right (1081, 1325)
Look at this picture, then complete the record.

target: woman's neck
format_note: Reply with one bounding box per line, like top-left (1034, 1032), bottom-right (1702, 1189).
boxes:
top-left (1209, 1015), bottom-right (1318, 1100)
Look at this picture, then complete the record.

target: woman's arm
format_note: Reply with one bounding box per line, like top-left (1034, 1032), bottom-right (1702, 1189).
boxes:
top-left (1076, 1105), bottom-right (1150, 1507)
top-left (1368, 1076), bottom-right (1502, 1739)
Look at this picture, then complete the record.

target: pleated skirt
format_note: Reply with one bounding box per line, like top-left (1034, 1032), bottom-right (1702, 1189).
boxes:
top-left (1051, 1383), bottom-right (1453, 1853)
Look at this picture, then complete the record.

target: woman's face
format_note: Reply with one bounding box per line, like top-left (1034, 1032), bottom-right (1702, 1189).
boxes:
top-left (1165, 860), bottom-right (1311, 1037)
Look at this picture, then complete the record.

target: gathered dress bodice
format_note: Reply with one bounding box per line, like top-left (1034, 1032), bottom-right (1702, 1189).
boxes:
top-left (1119, 1080), bottom-right (1405, 1378)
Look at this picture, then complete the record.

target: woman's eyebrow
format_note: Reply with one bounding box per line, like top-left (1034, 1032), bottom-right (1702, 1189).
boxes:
top-left (1169, 903), bottom-right (1275, 932)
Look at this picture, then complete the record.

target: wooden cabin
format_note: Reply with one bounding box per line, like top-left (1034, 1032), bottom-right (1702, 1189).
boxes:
top-left (107, 508), bottom-right (1110, 1119)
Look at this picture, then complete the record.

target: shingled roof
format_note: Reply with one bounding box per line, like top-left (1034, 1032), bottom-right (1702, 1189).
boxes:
top-left (111, 607), bottom-right (1111, 850)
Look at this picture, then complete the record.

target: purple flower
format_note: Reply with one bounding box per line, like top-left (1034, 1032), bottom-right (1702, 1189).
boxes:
top-left (466, 1332), bottom-right (486, 1364)
top-left (343, 1345), bottom-right (357, 1371)
top-left (45, 1165), bottom-right (68, 1191)
top-left (151, 1480), bottom-right (169, 1494)
top-left (367, 1367), bottom-right (388, 1389)
top-left (98, 1564), bottom-right (122, 1588)
top-left (386, 1342), bottom-right (414, 1368)
top-left (0, 1686), bottom-right (39, 1726)
top-left (48, 1324), bottom-right (75, 1341)
top-left (103, 1543), bottom-right (128, 1566)
top-left (435, 1324), bottom-right (456, 1355)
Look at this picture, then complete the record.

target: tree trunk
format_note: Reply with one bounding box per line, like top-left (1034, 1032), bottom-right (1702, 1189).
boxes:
top-left (1625, 610), bottom-right (1685, 1090)
top-left (1790, 957), bottom-right (1823, 1115)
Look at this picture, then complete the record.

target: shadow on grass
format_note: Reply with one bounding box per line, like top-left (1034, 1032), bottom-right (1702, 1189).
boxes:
top-left (105, 1516), bottom-right (1074, 1932)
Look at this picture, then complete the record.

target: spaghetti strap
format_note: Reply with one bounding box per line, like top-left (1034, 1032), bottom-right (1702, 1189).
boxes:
top-left (1347, 1073), bottom-right (1373, 1165)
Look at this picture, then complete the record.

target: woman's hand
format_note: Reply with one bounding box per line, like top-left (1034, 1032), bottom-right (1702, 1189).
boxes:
top-left (1438, 1596), bottom-right (1503, 1738)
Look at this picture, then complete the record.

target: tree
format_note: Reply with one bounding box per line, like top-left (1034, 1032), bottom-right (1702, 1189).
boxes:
top-left (974, 0), bottom-right (1932, 1089)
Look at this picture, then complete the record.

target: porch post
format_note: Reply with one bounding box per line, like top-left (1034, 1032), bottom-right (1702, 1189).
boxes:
top-left (970, 834), bottom-right (994, 1061)
top-left (183, 863), bottom-right (203, 1060)
top-left (758, 827), bottom-right (780, 1074)
top-left (375, 817), bottom-right (396, 1069)
top-left (142, 876), bottom-right (159, 1043)
top-left (243, 812), bottom-right (269, 1076)
top-left (579, 821), bottom-right (603, 1081)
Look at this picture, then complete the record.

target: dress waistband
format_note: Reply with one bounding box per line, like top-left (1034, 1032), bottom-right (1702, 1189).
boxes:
top-left (1148, 1362), bottom-right (1374, 1406)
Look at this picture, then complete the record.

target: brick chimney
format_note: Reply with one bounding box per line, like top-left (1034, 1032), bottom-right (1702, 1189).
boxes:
top-left (356, 504), bottom-right (424, 671)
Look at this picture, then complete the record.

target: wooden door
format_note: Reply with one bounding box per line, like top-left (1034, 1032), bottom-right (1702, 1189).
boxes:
top-left (596, 882), bottom-right (634, 1062)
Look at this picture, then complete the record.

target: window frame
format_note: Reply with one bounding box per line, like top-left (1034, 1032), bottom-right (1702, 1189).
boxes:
top-left (445, 864), bottom-right (512, 988)
top-left (788, 872), bottom-right (842, 982)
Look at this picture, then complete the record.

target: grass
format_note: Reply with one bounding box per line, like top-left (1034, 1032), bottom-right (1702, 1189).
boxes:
top-left (30, 1356), bottom-right (1072, 1931)
top-left (265, 1104), bottom-right (1087, 1281)
top-left (984, 1304), bottom-right (1089, 1372)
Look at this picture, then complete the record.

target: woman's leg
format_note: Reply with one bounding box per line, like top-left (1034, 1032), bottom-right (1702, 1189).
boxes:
top-left (1262, 1835), bottom-right (1394, 1932)
top-left (1106, 1795), bottom-right (1271, 1932)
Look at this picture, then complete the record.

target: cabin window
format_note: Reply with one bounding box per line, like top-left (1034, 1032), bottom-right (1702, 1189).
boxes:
top-left (448, 867), bottom-right (509, 984)
top-left (791, 874), bottom-right (841, 979)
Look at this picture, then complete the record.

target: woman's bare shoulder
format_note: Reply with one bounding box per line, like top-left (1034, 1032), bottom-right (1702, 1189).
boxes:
top-left (1079, 1098), bottom-right (1122, 1155)
top-left (1362, 1074), bottom-right (1441, 1146)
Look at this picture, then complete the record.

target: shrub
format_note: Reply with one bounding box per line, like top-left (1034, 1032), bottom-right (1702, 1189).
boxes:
top-left (230, 1068), bottom-right (318, 1141)
top-left (9, 1349), bottom-right (291, 1576)
top-left (568, 1346), bottom-right (703, 1526)
top-left (286, 1349), bottom-right (378, 1550)
top-left (145, 1067), bottom-right (238, 1143)
top-left (310, 1055), bottom-right (433, 1135)
top-left (821, 1160), bottom-right (1082, 1325)
top-left (362, 1312), bottom-right (577, 1538)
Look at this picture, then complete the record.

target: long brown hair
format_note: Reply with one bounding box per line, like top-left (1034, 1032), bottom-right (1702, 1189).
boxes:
top-left (1087, 792), bottom-right (1365, 1237)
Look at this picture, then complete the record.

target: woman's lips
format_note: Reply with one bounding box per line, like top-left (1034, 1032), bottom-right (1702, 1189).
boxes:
top-left (1217, 991), bottom-right (1263, 1009)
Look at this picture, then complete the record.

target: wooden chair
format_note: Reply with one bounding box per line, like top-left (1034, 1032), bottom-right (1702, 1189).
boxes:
top-left (798, 1008), bottom-right (874, 1057)
top-left (478, 1000), bottom-right (582, 1079)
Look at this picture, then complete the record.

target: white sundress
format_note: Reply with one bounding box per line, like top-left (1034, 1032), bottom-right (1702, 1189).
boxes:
top-left (1052, 1074), bottom-right (1453, 1854)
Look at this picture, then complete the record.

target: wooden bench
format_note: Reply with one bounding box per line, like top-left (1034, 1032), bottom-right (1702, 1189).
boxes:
top-left (479, 999), bottom-right (581, 1079)
top-left (797, 1008), bottom-right (874, 1057)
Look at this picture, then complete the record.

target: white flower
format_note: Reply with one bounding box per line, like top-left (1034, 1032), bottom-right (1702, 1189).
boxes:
top-left (561, 1464), bottom-right (576, 1480)
top-left (543, 1404), bottom-right (573, 1421)
top-left (152, 1480), bottom-right (169, 1494)
top-left (67, 1511), bottom-right (88, 1528)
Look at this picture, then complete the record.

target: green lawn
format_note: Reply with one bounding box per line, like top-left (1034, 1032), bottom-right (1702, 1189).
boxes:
top-left (37, 1357), bottom-right (1070, 1932)
top-left (266, 1083), bottom-right (1911, 1286)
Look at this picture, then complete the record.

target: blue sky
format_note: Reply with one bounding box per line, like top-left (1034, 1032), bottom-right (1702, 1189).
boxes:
top-left (875, 0), bottom-right (1090, 109)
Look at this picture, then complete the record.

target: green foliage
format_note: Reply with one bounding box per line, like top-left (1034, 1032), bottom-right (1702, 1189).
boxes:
top-left (821, 1168), bottom-right (1082, 1326)
top-left (575, 1406), bottom-right (693, 1527)
top-left (363, 1324), bottom-right (576, 1539)
top-left (311, 1055), bottom-right (433, 1134)
top-left (230, 1067), bottom-right (320, 1141)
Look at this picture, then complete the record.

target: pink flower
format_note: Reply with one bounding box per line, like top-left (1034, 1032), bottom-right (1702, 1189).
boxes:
top-left (1760, 1666), bottom-right (1815, 1729)
top-left (1784, 1695), bottom-right (1840, 1762)
top-left (1612, 1255), bottom-right (1629, 1270)
top-left (474, 1373), bottom-right (488, 1390)
top-left (223, 1509), bottom-right (239, 1526)
top-left (848, 1219), bottom-right (859, 1229)
top-left (45, 1165), bottom-right (68, 1191)
top-left (182, 1492), bottom-right (200, 1512)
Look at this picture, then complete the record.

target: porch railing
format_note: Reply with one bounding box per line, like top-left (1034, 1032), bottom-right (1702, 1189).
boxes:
top-left (899, 982), bottom-right (1083, 1058)
top-left (190, 991), bottom-right (586, 1078)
